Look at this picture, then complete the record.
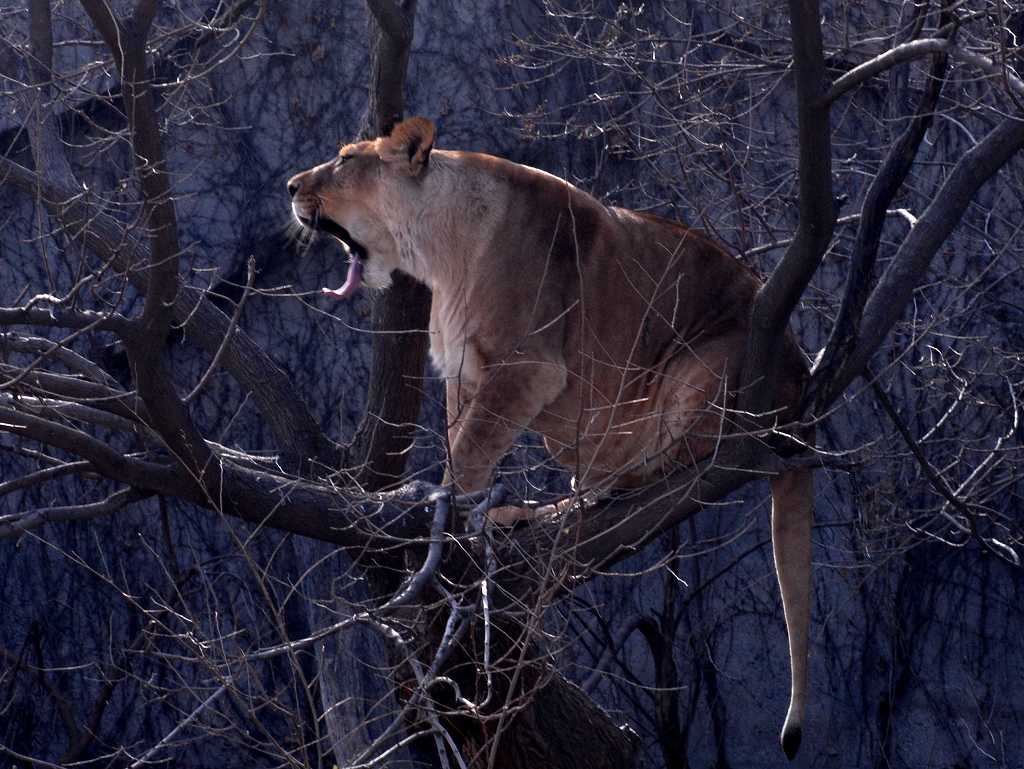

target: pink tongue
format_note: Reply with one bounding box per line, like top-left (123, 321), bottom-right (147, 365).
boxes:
top-left (321, 259), bottom-right (363, 299)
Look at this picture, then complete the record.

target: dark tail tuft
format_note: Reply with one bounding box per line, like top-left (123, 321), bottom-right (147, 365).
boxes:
top-left (781, 724), bottom-right (802, 760)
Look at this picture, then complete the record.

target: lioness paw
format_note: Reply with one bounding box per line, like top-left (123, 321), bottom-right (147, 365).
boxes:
top-left (487, 504), bottom-right (546, 526)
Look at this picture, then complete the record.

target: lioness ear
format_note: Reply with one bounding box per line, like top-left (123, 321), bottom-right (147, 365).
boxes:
top-left (379, 116), bottom-right (435, 176)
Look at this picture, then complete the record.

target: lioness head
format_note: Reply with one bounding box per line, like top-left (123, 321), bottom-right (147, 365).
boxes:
top-left (287, 117), bottom-right (436, 297)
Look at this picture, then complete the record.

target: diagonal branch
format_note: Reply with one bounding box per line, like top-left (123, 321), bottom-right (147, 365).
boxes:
top-left (0, 403), bottom-right (191, 497)
top-left (0, 487), bottom-right (150, 539)
top-left (808, 18), bottom-right (951, 412)
top-left (823, 113), bottom-right (1024, 401)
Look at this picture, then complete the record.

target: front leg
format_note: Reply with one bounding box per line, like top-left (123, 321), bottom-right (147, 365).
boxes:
top-left (446, 354), bottom-right (566, 494)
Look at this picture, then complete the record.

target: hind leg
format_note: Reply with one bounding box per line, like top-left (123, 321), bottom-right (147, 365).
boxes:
top-left (647, 336), bottom-right (746, 475)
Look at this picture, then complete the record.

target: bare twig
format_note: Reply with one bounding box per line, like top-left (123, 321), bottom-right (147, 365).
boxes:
top-left (127, 681), bottom-right (231, 769)
top-left (185, 256), bottom-right (256, 403)
top-left (0, 487), bottom-right (149, 539)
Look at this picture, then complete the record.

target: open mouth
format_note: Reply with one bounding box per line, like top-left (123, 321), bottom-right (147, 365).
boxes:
top-left (297, 211), bottom-right (368, 261)
top-left (296, 210), bottom-right (368, 300)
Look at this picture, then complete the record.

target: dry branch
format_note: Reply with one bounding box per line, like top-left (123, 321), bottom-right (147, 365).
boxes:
top-left (0, 157), bottom-right (337, 470)
top-left (809, 20), bottom-right (951, 412)
top-left (825, 113), bottom-right (1024, 399)
top-left (740, 0), bottom-right (834, 417)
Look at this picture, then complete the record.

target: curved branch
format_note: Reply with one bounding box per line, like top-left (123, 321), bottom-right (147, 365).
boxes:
top-left (823, 39), bottom-right (1024, 106)
top-left (822, 38), bottom-right (949, 105)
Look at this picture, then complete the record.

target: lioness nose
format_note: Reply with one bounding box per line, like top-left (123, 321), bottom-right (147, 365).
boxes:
top-left (287, 179), bottom-right (300, 198)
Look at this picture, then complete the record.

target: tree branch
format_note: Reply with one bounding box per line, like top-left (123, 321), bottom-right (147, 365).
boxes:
top-left (739, 0), bottom-right (834, 417)
top-left (78, 0), bottom-right (215, 485)
top-left (824, 39), bottom-right (1024, 106)
top-left (0, 487), bottom-right (149, 539)
top-left (348, 0), bottom-right (431, 490)
top-left (825, 113), bottom-right (1024, 400)
top-left (0, 303), bottom-right (133, 336)
top-left (365, 0), bottom-right (413, 44)
top-left (821, 38), bottom-right (950, 105)
top-left (0, 363), bottom-right (150, 424)
top-left (0, 460), bottom-right (93, 499)
top-left (0, 158), bottom-right (337, 470)
top-left (505, 446), bottom-right (784, 592)
top-left (0, 403), bottom-right (191, 497)
top-left (0, 331), bottom-right (120, 387)
top-left (808, 18), bottom-right (951, 412)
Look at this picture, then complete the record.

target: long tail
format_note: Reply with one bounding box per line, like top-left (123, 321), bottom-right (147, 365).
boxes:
top-left (770, 467), bottom-right (814, 760)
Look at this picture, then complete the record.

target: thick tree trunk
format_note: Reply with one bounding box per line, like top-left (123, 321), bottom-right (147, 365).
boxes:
top-left (461, 669), bottom-right (639, 769)
top-left (348, 0), bottom-right (434, 491)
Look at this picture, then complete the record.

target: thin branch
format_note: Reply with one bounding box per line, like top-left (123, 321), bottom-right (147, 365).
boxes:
top-left (0, 487), bottom-right (148, 539)
top-left (0, 403), bottom-right (191, 498)
top-left (126, 681), bottom-right (230, 769)
top-left (0, 459), bottom-right (93, 498)
top-left (0, 392), bottom-right (151, 439)
top-left (0, 158), bottom-right (337, 469)
top-left (738, 209), bottom-right (916, 259)
top-left (0, 644), bottom-right (81, 750)
top-left (0, 303), bottom-right (133, 336)
top-left (0, 331), bottom-right (120, 387)
top-left (0, 364), bottom-right (149, 423)
top-left (824, 39), bottom-right (1024, 106)
top-left (184, 255), bottom-right (255, 403)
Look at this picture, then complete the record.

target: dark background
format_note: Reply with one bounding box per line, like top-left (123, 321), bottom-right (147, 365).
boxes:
top-left (1, 1), bottom-right (1022, 767)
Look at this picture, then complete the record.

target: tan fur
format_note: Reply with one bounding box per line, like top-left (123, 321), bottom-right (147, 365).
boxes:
top-left (288, 118), bottom-right (814, 757)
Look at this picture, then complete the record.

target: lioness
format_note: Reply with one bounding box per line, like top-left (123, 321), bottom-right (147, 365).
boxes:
top-left (288, 117), bottom-right (813, 759)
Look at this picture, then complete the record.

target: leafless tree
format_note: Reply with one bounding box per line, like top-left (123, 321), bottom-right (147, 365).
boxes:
top-left (1, 0), bottom-right (1022, 768)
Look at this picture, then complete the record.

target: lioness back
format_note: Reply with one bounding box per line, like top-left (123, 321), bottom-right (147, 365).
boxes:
top-left (449, 161), bottom-right (803, 485)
